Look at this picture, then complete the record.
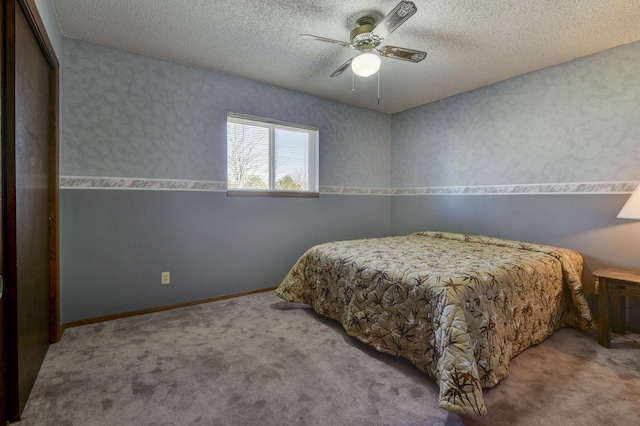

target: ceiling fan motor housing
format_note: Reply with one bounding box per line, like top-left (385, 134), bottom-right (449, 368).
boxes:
top-left (350, 17), bottom-right (381, 49)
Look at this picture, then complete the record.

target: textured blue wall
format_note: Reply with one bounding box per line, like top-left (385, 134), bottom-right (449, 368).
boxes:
top-left (59, 38), bottom-right (393, 323)
top-left (391, 41), bottom-right (640, 188)
top-left (61, 39), bottom-right (391, 189)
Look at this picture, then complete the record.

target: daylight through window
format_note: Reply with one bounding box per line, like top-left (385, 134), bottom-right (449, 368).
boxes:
top-left (227, 113), bottom-right (318, 195)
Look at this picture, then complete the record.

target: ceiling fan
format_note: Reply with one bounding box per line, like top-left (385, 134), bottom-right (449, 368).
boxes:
top-left (301, 1), bottom-right (427, 78)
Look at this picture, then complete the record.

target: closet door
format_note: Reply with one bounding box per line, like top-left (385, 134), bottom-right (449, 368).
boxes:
top-left (2, 0), bottom-right (59, 421)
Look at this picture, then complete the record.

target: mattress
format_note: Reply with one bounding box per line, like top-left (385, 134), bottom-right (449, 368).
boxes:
top-left (275, 231), bottom-right (594, 415)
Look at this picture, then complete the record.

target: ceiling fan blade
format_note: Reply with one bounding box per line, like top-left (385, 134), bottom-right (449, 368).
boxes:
top-left (300, 34), bottom-right (352, 48)
top-left (330, 58), bottom-right (353, 77)
top-left (373, 1), bottom-right (417, 39)
top-left (378, 46), bottom-right (426, 62)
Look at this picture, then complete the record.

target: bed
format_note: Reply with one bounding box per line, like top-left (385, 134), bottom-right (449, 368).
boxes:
top-left (275, 231), bottom-right (595, 416)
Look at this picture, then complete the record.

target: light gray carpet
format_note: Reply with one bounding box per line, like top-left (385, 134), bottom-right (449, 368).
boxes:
top-left (19, 291), bottom-right (640, 426)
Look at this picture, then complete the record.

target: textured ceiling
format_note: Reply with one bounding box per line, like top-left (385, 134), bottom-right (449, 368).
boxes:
top-left (50, 0), bottom-right (640, 114)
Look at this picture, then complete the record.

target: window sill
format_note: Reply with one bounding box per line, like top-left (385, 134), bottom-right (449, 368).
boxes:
top-left (227, 190), bottom-right (320, 198)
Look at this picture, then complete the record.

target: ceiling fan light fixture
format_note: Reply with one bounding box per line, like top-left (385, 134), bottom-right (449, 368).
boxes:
top-left (351, 52), bottom-right (381, 77)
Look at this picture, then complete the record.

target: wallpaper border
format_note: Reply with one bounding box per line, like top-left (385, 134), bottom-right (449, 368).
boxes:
top-left (60, 176), bottom-right (227, 191)
top-left (392, 181), bottom-right (638, 195)
top-left (60, 176), bottom-right (637, 195)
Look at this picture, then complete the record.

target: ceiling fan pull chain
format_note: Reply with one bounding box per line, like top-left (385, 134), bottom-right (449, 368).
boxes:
top-left (352, 72), bottom-right (355, 93)
top-left (377, 68), bottom-right (380, 104)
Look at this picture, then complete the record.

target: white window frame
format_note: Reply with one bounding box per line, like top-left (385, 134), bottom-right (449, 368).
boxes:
top-left (226, 112), bottom-right (319, 197)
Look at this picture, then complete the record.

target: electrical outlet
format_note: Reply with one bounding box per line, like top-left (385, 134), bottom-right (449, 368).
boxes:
top-left (161, 271), bottom-right (170, 285)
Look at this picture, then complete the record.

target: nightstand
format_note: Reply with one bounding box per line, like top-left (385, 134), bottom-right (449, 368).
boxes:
top-left (593, 267), bottom-right (640, 348)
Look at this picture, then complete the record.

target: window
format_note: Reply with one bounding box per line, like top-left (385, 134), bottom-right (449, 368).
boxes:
top-left (227, 113), bottom-right (319, 196)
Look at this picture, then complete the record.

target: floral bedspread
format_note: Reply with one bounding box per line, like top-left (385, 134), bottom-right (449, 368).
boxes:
top-left (275, 232), bottom-right (594, 416)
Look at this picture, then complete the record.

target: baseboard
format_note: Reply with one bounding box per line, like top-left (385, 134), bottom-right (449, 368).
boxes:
top-left (626, 326), bottom-right (640, 334)
top-left (62, 286), bottom-right (278, 331)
